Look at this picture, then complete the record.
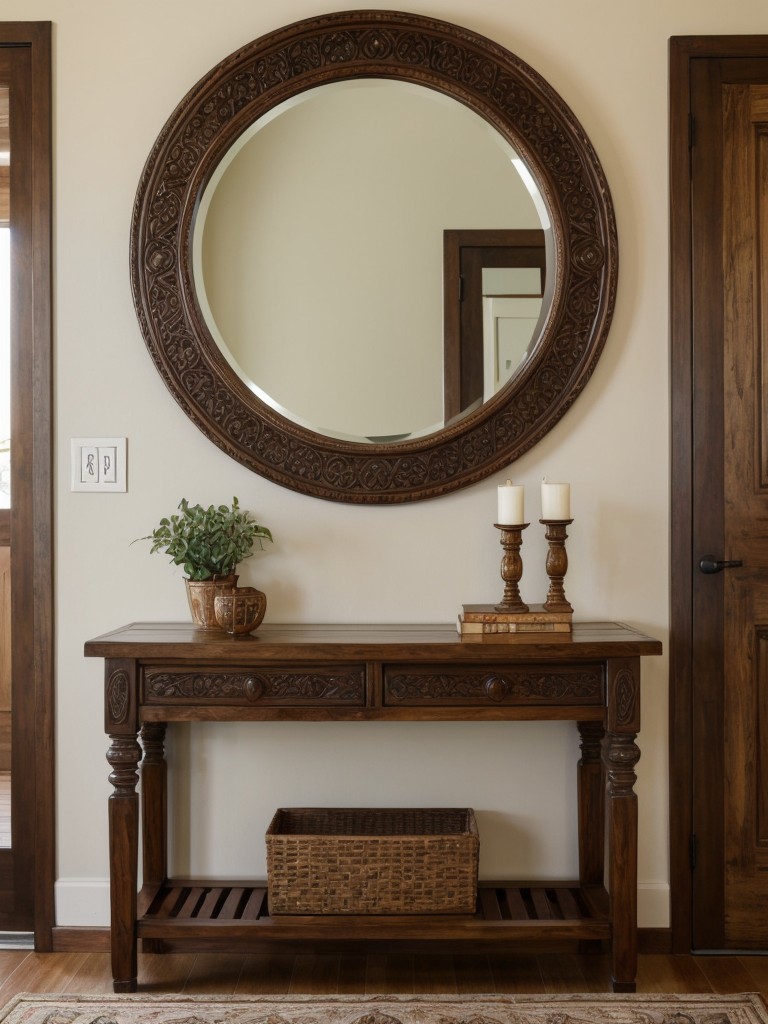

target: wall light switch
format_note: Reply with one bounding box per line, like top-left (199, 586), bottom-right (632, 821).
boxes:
top-left (80, 446), bottom-right (98, 484)
top-left (71, 437), bottom-right (127, 492)
top-left (100, 447), bottom-right (117, 483)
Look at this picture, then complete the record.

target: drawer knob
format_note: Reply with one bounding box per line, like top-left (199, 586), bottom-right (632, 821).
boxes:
top-left (484, 676), bottom-right (510, 702)
top-left (244, 676), bottom-right (264, 702)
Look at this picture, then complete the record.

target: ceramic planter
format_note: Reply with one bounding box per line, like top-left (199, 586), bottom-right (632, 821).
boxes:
top-left (184, 574), bottom-right (238, 629)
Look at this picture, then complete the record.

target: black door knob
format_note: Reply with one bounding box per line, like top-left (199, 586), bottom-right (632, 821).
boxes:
top-left (699, 556), bottom-right (743, 574)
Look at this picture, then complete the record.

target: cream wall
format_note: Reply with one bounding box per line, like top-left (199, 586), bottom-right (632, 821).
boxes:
top-left (2, 0), bottom-right (760, 929)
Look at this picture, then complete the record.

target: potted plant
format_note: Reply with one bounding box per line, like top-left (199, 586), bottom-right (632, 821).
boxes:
top-left (138, 497), bottom-right (272, 628)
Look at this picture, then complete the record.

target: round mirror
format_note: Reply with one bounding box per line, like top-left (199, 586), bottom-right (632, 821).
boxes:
top-left (131, 10), bottom-right (617, 503)
top-left (192, 79), bottom-right (551, 444)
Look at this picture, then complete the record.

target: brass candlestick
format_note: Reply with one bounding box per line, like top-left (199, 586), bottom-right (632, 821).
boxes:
top-left (494, 523), bottom-right (529, 612)
top-left (541, 518), bottom-right (574, 613)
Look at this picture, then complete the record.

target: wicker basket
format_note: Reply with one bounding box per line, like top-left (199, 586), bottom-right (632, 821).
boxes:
top-left (266, 807), bottom-right (479, 915)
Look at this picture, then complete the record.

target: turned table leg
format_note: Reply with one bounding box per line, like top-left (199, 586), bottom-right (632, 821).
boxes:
top-left (107, 732), bottom-right (142, 992)
top-left (105, 659), bottom-right (140, 993)
top-left (577, 720), bottom-right (606, 887)
top-left (141, 722), bottom-right (167, 885)
top-left (603, 657), bottom-right (641, 993)
top-left (140, 722), bottom-right (168, 954)
top-left (577, 720), bottom-right (605, 954)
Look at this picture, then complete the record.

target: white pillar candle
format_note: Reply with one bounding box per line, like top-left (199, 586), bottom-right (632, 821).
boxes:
top-left (497, 480), bottom-right (525, 525)
top-left (541, 480), bottom-right (571, 520)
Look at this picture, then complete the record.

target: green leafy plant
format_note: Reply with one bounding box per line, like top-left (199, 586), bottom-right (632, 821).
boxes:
top-left (137, 497), bottom-right (272, 581)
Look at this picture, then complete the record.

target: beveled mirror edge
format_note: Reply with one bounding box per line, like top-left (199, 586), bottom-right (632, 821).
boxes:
top-left (130, 9), bottom-right (617, 503)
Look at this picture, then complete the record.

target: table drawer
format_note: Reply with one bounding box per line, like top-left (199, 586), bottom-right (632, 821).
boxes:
top-left (143, 665), bottom-right (366, 706)
top-left (384, 664), bottom-right (604, 706)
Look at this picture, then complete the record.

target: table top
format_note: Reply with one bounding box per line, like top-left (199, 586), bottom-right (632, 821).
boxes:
top-left (84, 621), bottom-right (662, 663)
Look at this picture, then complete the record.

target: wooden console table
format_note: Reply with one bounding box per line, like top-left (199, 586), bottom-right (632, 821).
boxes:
top-left (85, 621), bottom-right (661, 993)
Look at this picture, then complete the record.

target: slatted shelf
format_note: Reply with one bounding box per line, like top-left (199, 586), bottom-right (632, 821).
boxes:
top-left (138, 880), bottom-right (610, 944)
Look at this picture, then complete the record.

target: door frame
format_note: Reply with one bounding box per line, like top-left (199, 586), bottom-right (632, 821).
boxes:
top-left (442, 229), bottom-right (548, 422)
top-left (0, 22), bottom-right (54, 947)
top-left (669, 35), bottom-right (768, 954)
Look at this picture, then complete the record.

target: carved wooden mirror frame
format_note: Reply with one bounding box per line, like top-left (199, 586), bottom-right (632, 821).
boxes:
top-left (131, 10), bottom-right (617, 504)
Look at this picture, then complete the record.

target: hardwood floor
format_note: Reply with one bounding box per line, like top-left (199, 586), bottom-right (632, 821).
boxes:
top-left (0, 952), bottom-right (763, 1000)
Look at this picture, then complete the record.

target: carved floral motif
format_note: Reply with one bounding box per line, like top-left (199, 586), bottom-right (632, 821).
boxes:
top-left (614, 667), bottom-right (637, 727)
top-left (145, 669), bottom-right (365, 703)
top-left (106, 669), bottom-right (130, 726)
top-left (386, 669), bottom-right (603, 704)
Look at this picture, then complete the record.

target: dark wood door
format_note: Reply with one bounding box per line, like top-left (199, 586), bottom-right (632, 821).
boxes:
top-left (719, 75), bottom-right (768, 949)
top-left (0, 28), bottom-right (54, 943)
top-left (671, 42), bottom-right (768, 952)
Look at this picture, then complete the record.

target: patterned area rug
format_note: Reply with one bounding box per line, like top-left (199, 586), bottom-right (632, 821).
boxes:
top-left (0, 994), bottom-right (765, 1024)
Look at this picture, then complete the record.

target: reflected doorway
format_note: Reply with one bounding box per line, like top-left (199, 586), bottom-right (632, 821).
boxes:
top-left (443, 229), bottom-right (547, 422)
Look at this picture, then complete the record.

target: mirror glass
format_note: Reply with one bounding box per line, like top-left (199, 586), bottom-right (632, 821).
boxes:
top-left (193, 79), bottom-right (551, 444)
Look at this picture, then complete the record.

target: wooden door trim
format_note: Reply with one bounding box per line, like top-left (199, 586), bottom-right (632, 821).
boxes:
top-left (669, 35), bottom-right (694, 955)
top-left (669, 35), bottom-right (768, 954)
top-left (28, 21), bottom-right (54, 951)
top-left (0, 22), bottom-right (54, 948)
top-left (27, 20), bottom-right (53, 950)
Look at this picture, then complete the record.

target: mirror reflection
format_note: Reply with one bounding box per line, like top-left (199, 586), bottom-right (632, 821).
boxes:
top-left (193, 79), bottom-right (551, 444)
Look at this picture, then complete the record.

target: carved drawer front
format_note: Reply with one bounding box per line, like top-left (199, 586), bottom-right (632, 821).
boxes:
top-left (143, 665), bottom-right (366, 706)
top-left (384, 664), bottom-right (604, 706)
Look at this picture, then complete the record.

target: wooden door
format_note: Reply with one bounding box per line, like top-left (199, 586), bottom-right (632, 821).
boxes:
top-left (671, 42), bottom-right (768, 952)
top-left (0, 27), bottom-right (54, 943)
top-left (719, 78), bottom-right (768, 948)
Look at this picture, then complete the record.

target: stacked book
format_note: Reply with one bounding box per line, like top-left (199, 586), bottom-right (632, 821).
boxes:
top-left (458, 603), bottom-right (572, 639)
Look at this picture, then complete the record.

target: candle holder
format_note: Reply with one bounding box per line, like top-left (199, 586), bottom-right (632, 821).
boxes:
top-left (458, 518), bottom-right (573, 640)
top-left (541, 518), bottom-right (574, 613)
top-left (494, 523), bottom-right (529, 612)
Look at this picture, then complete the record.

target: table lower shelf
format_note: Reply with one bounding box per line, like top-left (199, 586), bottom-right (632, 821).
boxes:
top-left (138, 879), bottom-right (611, 944)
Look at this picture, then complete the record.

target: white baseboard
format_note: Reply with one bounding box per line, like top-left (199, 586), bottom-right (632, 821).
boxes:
top-left (55, 879), bottom-right (111, 926)
top-left (638, 882), bottom-right (670, 928)
top-left (55, 878), bottom-right (672, 930)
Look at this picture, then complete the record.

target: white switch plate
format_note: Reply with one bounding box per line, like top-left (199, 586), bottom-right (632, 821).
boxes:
top-left (71, 437), bottom-right (127, 492)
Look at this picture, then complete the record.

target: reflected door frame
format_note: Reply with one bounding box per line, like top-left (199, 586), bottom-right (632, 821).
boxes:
top-left (442, 229), bottom-right (547, 422)
top-left (0, 23), bottom-right (54, 945)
